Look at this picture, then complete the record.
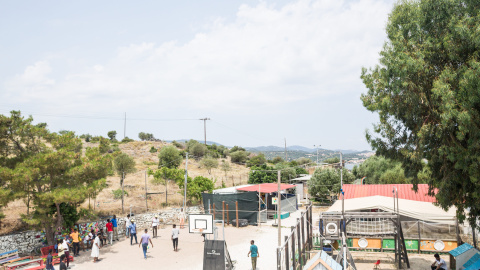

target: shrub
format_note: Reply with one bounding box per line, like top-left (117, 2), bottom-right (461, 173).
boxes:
top-left (112, 189), bottom-right (128, 199)
top-left (149, 146), bottom-right (157, 153)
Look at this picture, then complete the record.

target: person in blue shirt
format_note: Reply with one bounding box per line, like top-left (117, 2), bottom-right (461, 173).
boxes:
top-left (247, 240), bottom-right (259, 270)
top-left (46, 249), bottom-right (54, 270)
top-left (129, 219), bottom-right (138, 245)
top-left (112, 215), bottom-right (118, 241)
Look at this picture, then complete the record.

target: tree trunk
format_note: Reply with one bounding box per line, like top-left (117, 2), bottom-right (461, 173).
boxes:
top-left (165, 179), bottom-right (168, 206)
top-left (44, 223), bottom-right (55, 246)
top-left (121, 175), bottom-right (125, 213)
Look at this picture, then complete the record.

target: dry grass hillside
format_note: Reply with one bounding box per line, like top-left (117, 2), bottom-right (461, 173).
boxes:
top-left (1, 141), bottom-right (250, 235)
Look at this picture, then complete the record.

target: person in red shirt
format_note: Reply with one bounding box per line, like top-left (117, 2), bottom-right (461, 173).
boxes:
top-left (106, 219), bottom-right (113, 245)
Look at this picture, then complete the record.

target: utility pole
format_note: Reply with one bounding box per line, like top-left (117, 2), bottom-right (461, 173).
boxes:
top-left (314, 145), bottom-right (321, 165)
top-left (199, 118), bottom-right (210, 145)
top-left (340, 152), bottom-right (343, 189)
top-left (122, 172), bottom-right (125, 213)
top-left (124, 112), bottom-right (126, 139)
top-left (277, 170), bottom-right (281, 246)
top-left (184, 153), bottom-right (189, 211)
top-left (284, 138), bottom-right (287, 161)
top-left (145, 171), bottom-right (148, 211)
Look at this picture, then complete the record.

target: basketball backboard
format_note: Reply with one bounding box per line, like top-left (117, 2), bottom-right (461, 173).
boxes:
top-left (189, 214), bottom-right (214, 234)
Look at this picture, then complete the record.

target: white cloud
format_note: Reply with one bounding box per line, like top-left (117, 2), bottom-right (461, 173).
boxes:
top-left (3, 0), bottom-right (391, 115)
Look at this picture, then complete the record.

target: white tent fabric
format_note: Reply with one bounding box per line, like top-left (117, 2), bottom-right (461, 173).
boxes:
top-left (327, 195), bottom-right (456, 224)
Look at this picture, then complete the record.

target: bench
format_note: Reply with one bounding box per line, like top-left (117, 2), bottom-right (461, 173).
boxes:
top-left (0, 249), bottom-right (19, 267)
top-left (5, 258), bottom-right (43, 270)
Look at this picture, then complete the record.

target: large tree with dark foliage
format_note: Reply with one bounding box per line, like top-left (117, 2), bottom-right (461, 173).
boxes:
top-left (361, 0), bottom-right (480, 226)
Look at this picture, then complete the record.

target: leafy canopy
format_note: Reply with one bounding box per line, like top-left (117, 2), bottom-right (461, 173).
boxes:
top-left (360, 0), bottom-right (480, 225)
top-left (158, 145), bottom-right (183, 169)
top-left (308, 168), bottom-right (355, 201)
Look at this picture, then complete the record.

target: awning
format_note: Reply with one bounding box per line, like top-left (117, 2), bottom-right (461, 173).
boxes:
top-left (236, 183), bottom-right (296, 193)
top-left (327, 195), bottom-right (456, 224)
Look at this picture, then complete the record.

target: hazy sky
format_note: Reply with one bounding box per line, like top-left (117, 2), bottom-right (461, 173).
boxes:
top-left (0, 0), bottom-right (393, 150)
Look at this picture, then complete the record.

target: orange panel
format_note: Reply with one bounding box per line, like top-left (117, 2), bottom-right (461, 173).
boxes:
top-left (420, 240), bottom-right (457, 252)
top-left (352, 238), bottom-right (381, 249)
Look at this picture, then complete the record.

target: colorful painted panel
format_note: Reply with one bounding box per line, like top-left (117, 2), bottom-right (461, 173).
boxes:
top-left (404, 239), bottom-right (419, 250)
top-left (352, 238), bottom-right (381, 249)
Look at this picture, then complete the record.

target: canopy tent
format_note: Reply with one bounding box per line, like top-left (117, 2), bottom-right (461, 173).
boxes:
top-left (236, 183), bottom-right (296, 193)
top-left (327, 195), bottom-right (456, 224)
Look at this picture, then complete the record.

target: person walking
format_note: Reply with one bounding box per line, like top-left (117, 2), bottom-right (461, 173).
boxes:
top-left (59, 255), bottom-right (67, 270)
top-left (91, 233), bottom-right (101, 263)
top-left (431, 253), bottom-right (447, 270)
top-left (139, 229), bottom-right (154, 259)
top-left (247, 240), bottom-right (259, 270)
top-left (70, 228), bottom-right (80, 256)
top-left (112, 215), bottom-right (119, 241)
top-left (171, 224), bottom-right (179, 251)
top-left (125, 214), bottom-right (131, 239)
top-left (179, 208), bottom-right (186, 229)
top-left (46, 249), bottom-right (55, 270)
top-left (129, 219), bottom-right (138, 245)
top-left (106, 219), bottom-right (113, 245)
top-left (152, 215), bottom-right (159, 238)
top-left (61, 238), bottom-right (71, 268)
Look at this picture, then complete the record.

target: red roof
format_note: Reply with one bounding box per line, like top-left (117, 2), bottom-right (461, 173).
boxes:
top-left (236, 183), bottom-right (296, 193)
top-left (342, 184), bottom-right (436, 202)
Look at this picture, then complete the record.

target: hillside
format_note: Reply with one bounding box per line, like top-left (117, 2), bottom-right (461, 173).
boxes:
top-left (1, 141), bottom-right (250, 235)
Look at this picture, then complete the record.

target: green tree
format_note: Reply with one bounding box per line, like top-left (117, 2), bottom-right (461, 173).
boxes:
top-left (247, 154), bottom-right (267, 167)
top-left (200, 156), bottom-right (218, 174)
top-left (323, 157), bottom-right (339, 164)
top-left (191, 143), bottom-right (207, 159)
top-left (308, 168), bottom-right (355, 201)
top-left (114, 153), bottom-right (137, 213)
top-left (230, 151), bottom-right (248, 163)
top-left (178, 176), bottom-right (215, 203)
top-left (361, 0), bottom-right (480, 226)
top-left (271, 156), bottom-right (284, 164)
top-left (296, 157), bottom-right (311, 166)
top-left (138, 132), bottom-right (154, 141)
top-left (0, 113), bottom-right (112, 245)
top-left (158, 145), bottom-right (183, 168)
top-left (148, 167), bottom-right (184, 205)
top-left (248, 165), bottom-right (277, 184)
top-left (107, 130), bottom-right (117, 141)
top-left (220, 160), bottom-right (231, 186)
top-left (98, 137), bottom-right (110, 154)
top-left (353, 156), bottom-right (405, 184)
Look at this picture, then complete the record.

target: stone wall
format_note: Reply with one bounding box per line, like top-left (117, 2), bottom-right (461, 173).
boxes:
top-left (0, 206), bottom-right (203, 255)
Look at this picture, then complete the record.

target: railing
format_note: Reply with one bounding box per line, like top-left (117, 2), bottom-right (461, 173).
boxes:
top-left (277, 203), bottom-right (313, 270)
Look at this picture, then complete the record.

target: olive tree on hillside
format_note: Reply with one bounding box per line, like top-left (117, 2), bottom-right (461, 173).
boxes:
top-left (114, 153), bottom-right (136, 213)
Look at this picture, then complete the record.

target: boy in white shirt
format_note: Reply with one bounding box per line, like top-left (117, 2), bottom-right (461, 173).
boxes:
top-left (171, 224), bottom-right (180, 251)
top-left (431, 253), bottom-right (447, 270)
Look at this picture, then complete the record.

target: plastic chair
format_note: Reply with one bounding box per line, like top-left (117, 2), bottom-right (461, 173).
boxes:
top-left (373, 260), bottom-right (380, 269)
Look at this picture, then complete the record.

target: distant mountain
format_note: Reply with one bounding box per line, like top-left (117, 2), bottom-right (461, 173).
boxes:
top-left (165, 139), bottom-right (224, 146)
top-left (245, 145), bottom-right (285, 152)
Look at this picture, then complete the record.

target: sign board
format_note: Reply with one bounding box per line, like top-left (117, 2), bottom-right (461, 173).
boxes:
top-left (272, 197), bottom-right (278, 205)
top-left (203, 240), bottom-right (225, 270)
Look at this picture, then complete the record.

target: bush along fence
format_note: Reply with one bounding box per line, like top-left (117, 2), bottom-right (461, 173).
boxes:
top-left (277, 203), bottom-right (313, 270)
top-left (0, 206), bottom-right (203, 255)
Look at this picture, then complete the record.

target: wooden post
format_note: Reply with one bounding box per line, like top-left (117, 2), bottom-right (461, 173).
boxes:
top-left (285, 236), bottom-right (289, 270)
top-left (213, 203), bottom-right (216, 220)
top-left (291, 226), bottom-right (296, 269)
top-left (235, 201), bottom-right (239, 228)
top-left (222, 201), bottom-right (225, 224)
top-left (306, 206), bottom-right (310, 251)
top-left (297, 219), bottom-right (303, 268)
top-left (301, 214), bottom-right (306, 263)
top-left (417, 221), bottom-right (421, 254)
top-left (226, 204), bottom-right (230, 225)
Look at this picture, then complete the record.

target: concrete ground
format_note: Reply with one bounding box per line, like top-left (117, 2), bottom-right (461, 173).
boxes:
top-left (56, 207), bottom-right (443, 270)
top-left (64, 210), bottom-right (305, 270)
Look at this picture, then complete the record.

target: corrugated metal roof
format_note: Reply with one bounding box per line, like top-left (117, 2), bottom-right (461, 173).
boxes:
top-left (342, 184), bottom-right (436, 202)
top-left (236, 183), bottom-right (296, 193)
top-left (463, 253), bottom-right (480, 268)
top-left (449, 243), bottom-right (474, 257)
top-left (465, 258), bottom-right (480, 270)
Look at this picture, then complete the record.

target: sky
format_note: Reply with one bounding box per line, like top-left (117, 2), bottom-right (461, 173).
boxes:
top-left (0, 0), bottom-right (394, 151)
